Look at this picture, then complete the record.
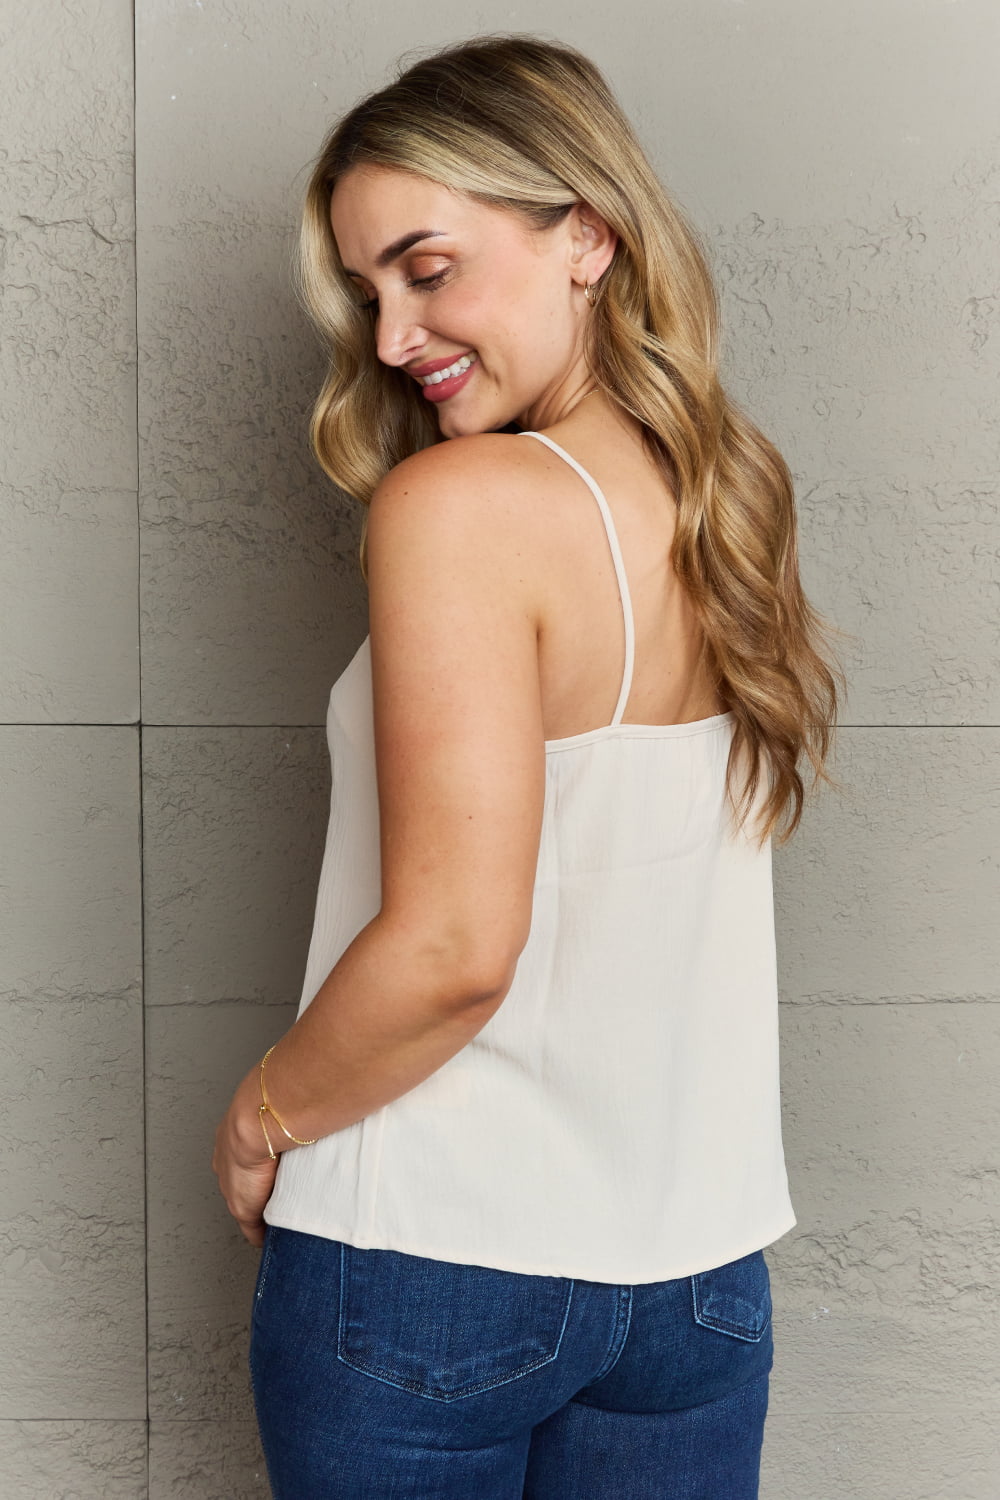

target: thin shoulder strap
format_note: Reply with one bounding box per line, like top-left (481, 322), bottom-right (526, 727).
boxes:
top-left (520, 430), bottom-right (635, 727)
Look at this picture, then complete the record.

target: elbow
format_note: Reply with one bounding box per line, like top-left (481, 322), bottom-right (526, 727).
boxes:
top-left (455, 894), bottom-right (532, 1002)
top-left (441, 930), bottom-right (524, 1008)
top-left (377, 909), bottom-right (527, 1010)
top-left (461, 946), bottom-right (522, 1006)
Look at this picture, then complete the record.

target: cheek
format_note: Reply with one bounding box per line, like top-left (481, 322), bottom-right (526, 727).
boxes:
top-left (512, 264), bottom-right (572, 339)
top-left (432, 283), bottom-right (492, 346)
top-left (443, 265), bottom-right (564, 372)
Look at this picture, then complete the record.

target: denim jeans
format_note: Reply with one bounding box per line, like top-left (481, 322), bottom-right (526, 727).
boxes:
top-left (249, 1224), bottom-right (774, 1499)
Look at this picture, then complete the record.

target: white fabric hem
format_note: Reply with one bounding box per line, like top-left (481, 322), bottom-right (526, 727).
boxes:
top-left (260, 1205), bottom-right (798, 1285)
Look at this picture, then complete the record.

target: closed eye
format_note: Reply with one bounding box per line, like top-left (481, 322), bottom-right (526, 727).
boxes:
top-left (409, 270), bottom-right (449, 292)
top-left (358, 268), bottom-right (450, 313)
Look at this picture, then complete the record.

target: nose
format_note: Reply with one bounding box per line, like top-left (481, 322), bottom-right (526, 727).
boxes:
top-left (374, 293), bottom-right (427, 370)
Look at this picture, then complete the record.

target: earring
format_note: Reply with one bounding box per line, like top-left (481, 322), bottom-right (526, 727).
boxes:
top-left (584, 282), bottom-right (598, 306)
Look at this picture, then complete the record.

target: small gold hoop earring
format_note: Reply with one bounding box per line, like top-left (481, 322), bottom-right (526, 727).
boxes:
top-left (584, 282), bottom-right (598, 306)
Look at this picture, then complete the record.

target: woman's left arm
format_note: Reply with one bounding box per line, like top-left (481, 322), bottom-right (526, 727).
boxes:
top-left (213, 438), bottom-right (549, 1244)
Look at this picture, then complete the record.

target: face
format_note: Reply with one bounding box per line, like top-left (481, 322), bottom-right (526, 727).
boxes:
top-left (329, 165), bottom-right (615, 436)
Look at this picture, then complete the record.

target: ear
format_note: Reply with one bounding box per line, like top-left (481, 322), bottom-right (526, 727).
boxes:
top-left (567, 201), bottom-right (618, 288)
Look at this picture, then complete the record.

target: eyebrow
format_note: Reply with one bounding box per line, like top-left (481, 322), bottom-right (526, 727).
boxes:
top-left (341, 229), bottom-right (446, 277)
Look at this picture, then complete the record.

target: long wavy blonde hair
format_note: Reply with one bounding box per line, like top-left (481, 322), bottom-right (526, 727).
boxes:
top-left (297, 35), bottom-right (844, 845)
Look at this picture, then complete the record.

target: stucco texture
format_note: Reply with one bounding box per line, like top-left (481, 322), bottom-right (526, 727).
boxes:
top-left (1, 0), bottom-right (997, 1493)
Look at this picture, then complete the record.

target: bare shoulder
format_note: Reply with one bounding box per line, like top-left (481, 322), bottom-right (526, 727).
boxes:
top-left (370, 432), bottom-right (552, 530)
top-left (367, 433), bottom-right (563, 605)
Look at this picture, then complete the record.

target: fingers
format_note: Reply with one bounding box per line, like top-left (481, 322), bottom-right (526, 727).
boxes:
top-left (220, 1182), bottom-right (264, 1232)
top-left (211, 1145), bottom-right (277, 1249)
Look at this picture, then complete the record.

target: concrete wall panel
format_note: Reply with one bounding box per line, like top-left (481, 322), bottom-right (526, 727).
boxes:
top-left (135, 0), bottom-right (372, 727)
top-left (0, 1421), bottom-right (147, 1498)
top-left (0, 0), bottom-right (136, 494)
top-left (0, 0), bottom-right (137, 722)
top-left (715, 188), bottom-right (1000, 725)
top-left (0, 729), bottom-right (143, 1418)
top-left (146, 1000), bottom-right (295, 1424)
top-left (763, 1411), bottom-right (1000, 1500)
top-left (715, 173), bottom-right (1000, 484)
top-left (794, 479), bottom-right (999, 726)
top-left (0, 487), bottom-right (139, 724)
top-left (141, 726), bottom-right (327, 1440)
top-left (0, 201), bottom-right (135, 493)
top-left (0, 728), bottom-right (142, 996)
top-left (138, 229), bottom-right (366, 725)
top-left (773, 730), bottom-right (1000, 1004)
top-left (774, 1001), bottom-right (1000, 1413)
top-left (614, 0), bottom-right (1000, 225)
top-left (0, 991), bottom-right (145, 1419)
top-left (149, 1420), bottom-right (269, 1499)
top-left (142, 727), bottom-right (328, 1006)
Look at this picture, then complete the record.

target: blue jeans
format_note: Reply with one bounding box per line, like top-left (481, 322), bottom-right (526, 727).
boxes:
top-left (249, 1225), bottom-right (774, 1498)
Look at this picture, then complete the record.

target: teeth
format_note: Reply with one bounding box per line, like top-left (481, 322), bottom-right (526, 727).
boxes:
top-left (419, 354), bottom-right (475, 386)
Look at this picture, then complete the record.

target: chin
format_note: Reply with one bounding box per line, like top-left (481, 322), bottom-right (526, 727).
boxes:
top-left (458, 409), bottom-right (528, 439)
top-left (436, 410), bottom-right (490, 439)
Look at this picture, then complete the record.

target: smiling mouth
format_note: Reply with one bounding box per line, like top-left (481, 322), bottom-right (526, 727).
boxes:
top-left (415, 353), bottom-right (477, 386)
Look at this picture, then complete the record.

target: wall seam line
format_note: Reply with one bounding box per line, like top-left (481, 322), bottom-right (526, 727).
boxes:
top-left (130, 0), bottom-right (150, 1492)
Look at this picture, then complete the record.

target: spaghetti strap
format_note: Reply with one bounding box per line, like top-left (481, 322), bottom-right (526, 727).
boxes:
top-left (520, 430), bottom-right (636, 727)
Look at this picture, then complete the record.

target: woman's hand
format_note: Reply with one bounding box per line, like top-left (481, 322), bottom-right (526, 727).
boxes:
top-left (212, 1064), bottom-right (279, 1248)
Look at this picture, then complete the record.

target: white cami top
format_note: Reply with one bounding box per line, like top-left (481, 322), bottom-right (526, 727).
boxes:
top-left (263, 430), bottom-right (796, 1282)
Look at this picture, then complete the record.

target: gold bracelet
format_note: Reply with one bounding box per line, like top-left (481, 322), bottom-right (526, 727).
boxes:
top-left (258, 1044), bottom-right (319, 1159)
top-left (257, 1104), bottom-right (277, 1161)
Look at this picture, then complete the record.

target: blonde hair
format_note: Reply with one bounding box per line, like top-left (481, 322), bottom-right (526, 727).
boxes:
top-left (297, 34), bottom-right (845, 845)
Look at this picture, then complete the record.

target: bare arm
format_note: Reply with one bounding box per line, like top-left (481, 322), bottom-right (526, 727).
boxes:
top-left (213, 437), bottom-right (548, 1240)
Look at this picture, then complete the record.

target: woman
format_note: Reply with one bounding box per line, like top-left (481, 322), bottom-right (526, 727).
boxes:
top-left (213, 34), bottom-right (841, 1498)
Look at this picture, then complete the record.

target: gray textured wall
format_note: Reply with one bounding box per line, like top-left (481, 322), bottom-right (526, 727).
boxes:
top-left (1, 1), bottom-right (997, 1494)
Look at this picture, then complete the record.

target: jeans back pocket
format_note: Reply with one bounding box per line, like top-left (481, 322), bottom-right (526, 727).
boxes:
top-left (337, 1243), bottom-right (575, 1401)
top-left (691, 1249), bottom-right (772, 1343)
